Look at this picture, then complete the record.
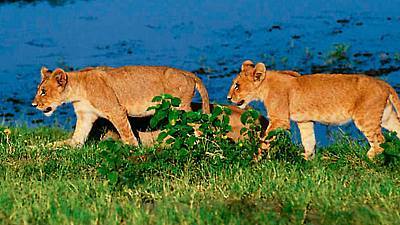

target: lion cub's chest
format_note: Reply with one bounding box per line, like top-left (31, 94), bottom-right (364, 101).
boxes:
top-left (73, 100), bottom-right (106, 118)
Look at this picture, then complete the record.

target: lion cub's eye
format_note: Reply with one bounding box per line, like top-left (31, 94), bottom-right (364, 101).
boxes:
top-left (234, 83), bottom-right (240, 90)
top-left (40, 89), bottom-right (46, 96)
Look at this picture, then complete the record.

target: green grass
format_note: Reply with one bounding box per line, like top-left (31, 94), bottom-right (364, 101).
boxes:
top-left (0, 126), bottom-right (399, 225)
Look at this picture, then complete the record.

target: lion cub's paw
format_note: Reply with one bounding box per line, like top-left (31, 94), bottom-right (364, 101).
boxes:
top-left (366, 149), bottom-right (383, 160)
top-left (302, 152), bottom-right (315, 160)
top-left (259, 136), bottom-right (276, 151)
top-left (253, 137), bottom-right (276, 161)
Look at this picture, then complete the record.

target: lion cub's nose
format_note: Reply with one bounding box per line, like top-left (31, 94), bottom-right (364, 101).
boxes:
top-left (227, 96), bottom-right (232, 101)
top-left (32, 102), bottom-right (38, 107)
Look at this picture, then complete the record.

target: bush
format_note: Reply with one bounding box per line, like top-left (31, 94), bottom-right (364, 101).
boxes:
top-left (97, 94), bottom-right (301, 189)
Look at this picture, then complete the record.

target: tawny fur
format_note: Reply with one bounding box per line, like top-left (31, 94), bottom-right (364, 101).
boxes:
top-left (227, 60), bottom-right (400, 160)
top-left (32, 66), bottom-right (210, 147)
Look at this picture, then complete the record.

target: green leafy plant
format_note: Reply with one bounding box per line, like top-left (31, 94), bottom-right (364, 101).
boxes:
top-left (97, 95), bottom-right (305, 189)
top-left (147, 94), bottom-right (233, 151)
top-left (239, 109), bottom-right (262, 153)
top-left (264, 128), bottom-right (301, 162)
top-left (380, 131), bottom-right (400, 166)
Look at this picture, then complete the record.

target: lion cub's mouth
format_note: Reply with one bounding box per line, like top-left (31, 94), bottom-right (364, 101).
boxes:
top-left (236, 100), bottom-right (246, 109)
top-left (236, 100), bottom-right (245, 106)
top-left (42, 107), bottom-right (54, 116)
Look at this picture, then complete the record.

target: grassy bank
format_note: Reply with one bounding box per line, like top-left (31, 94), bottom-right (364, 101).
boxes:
top-left (0, 126), bottom-right (399, 225)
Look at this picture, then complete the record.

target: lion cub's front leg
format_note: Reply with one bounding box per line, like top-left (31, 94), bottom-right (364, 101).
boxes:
top-left (258, 98), bottom-right (291, 157)
top-left (297, 122), bottom-right (316, 160)
top-left (258, 119), bottom-right (290, 158)
top-left (51, 111), bottom-right (98, 147)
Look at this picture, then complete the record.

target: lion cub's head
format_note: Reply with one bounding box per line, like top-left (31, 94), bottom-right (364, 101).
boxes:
top-left (32, 67), bottom-right (69, 116)
top-left (227, 60), bottom-right (267, 109)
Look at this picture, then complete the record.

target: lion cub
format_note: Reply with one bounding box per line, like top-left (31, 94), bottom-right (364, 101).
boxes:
top-left (227, 60), bottom-right (400, 159)
top-left (32, 66), bottom-right (210, 147)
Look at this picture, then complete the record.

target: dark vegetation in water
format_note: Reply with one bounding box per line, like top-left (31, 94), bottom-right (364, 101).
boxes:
top-left (309, 44), bottom-right (400, 75)
top-left (0, 0), bottom-right (81, 6)
top-left (5, 97), bottom-right (24, 105)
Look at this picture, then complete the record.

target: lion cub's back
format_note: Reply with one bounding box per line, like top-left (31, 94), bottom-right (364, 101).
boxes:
top-left (102, 65), bottom-right (166, 96)
top-left (289, 74), bottom-right (390, 124)
top-left (99, 66), bottom-right (197, 116)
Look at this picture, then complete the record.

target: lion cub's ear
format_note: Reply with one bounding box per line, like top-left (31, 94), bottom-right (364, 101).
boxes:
top-left (40, 66), bottom-right (52, 80)
top-left (253, 63), bottom-right (266, 81)
top-left (241, 60), bottom-right (255, 71)
top-left (52, 68), bottom-right (68, 87)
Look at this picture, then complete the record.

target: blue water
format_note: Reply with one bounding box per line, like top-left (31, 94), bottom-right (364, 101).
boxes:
top-left (0, 0), bottom-right (399, 145)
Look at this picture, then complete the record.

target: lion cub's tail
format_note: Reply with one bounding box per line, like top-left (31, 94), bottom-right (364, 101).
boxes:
top-left (195, 77), bottom-right (211, 114)
top-left (389, 86), bottom-right (400, 119)
top-left (186, 72), bottom-right (210, 114)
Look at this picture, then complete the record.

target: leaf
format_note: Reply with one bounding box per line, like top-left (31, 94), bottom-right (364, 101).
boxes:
top-left (199, 123), bottom-right (208, 130)
top-left (249, 109), bottom-right (260, 120)
top-left (161, 100), bottom-right (171, 110)
top-left (168, 110), bottom-right (179, 126)
top-left (157, 131), bottom-right (168, 143)
top-left (162, 93), bottom-right (173, 99)
top-left (171, 97), bottom-right (182, 107)
top-left (151, 96), bottom-right (163, 102)
top-left (167, 127), bottom-right (178, 136)
top-left (266, 128), bottom-right (289, 139)
top-left (201, 114), bottom-right (209, 121)
top-left (240, 111), bottom-right (250, 125)
top-left (150, 111), bottom-right (167, 128)
top-left (212, 106), bottom-right (223, 117)
top-left (150, 117), bottom-right (158, 129)
top-left (223, 106), bottom-right (232, 115)
top-left (222, 115), bottom-right (230, 125)
top-left (186, 111), bottom-right (199, 120)
top-left (146, 105), bottom-right (158, 111)
top-left (166, 138), bottom-right (175, 144)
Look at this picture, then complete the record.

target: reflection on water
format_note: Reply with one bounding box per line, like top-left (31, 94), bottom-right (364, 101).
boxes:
top-left (0, 0), bottom-right (399, 144)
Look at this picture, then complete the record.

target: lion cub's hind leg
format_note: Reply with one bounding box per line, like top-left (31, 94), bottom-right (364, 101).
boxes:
top-left (297, 122), bottom-right (316, 160)
top-left (381, 100), bottom-right (400, 138)
top-left (353, 99), bottom-right (386, 159)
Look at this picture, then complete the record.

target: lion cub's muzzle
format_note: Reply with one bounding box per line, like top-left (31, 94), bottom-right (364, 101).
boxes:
top-left (32, 102), bottom-right (55, 117)
top-left (227, 96), bottom-right (246, 109)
